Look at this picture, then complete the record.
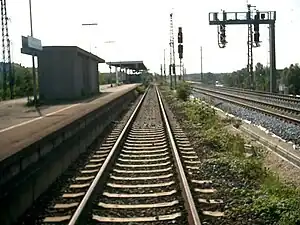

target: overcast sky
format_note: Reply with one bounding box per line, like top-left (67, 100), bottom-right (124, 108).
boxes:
top-left (6, 0), bottom-right (300, 74)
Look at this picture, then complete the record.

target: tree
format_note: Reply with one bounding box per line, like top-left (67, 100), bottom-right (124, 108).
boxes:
top-left (220, 62), bottom-right (300, 95)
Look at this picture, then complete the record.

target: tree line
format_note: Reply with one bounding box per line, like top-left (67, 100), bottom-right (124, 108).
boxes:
top-left (222, 63), bottom-right (300, 94)
top-left (192, 62), bottom-right (300, 95)
top-left (0, 63), bottom-right (34, 101)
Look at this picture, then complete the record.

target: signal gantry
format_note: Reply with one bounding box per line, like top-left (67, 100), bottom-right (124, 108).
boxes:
top-left (209, 5), bottom-right (277, 93)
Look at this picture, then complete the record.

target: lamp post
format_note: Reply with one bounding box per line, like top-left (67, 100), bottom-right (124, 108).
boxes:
top-left (104, 40), bottom-right (116, 87)
top-left (81, 23), bottom-right (98, 53)
top-left (29, 0), bottom-right (37, 104)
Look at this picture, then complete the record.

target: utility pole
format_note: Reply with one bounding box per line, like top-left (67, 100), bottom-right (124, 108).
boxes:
top-left (1, 0), bottom-right (7, 100)
top-left (160, 64), bottom-right (163, 79)
top-left (169, 12), bottom-right (176, 89)
top-left (163, 49), bottom-right (166, 80)
top-left (200, 46), bottom-right (203, 82)
top-left (209, 5), bottom-right (277, 92)
top-left (29, 0), bottom-right (38, 104)
top-left (247, 4), bottom-right (255, 90)
top-left (1, 0), bottom-right (13, 100)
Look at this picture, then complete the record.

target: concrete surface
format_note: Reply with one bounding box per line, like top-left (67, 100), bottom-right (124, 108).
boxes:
top-left (0, 83), bottom-right (140, 162)
top-left (0, 84), bottom-right (123, 131)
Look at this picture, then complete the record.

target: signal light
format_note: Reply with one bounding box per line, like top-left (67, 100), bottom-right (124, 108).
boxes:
top-left (253, 12), bottom-right (260, 45)
top-left (254, 14), bottom-right (259, 32)
top-left (178, 27), bottom-right (183, 44)
top-left (178, 44), bottom-right (183, 59)
top-left (219, 24), bottom-right (226, 45)
top-left (254, 32), bottom-right (260, 43)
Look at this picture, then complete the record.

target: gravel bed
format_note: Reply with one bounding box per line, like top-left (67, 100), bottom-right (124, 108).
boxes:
top-left (98, 195), bottom-right (180, 205)
top-left (111, 171), bottom-right (173, 177)
top-left (110, 177), bottom-right (174, 185)
top-left (193, 91), bottom-right (300, 145)
top-left (104, 185), bottom-right (177, 195)
top-left (88, 220), bottom-right (186, 225)
top-left (93, 206), bottom-right (182, 218)
top-left (116, 158), bottom-right (170, 165)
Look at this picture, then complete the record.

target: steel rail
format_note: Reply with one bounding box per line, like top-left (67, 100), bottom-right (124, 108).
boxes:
top-left (189, 81), bottom-right (300, 103)
top-left (193, 88), bottom-right (300, 124)
top-left (68, 87), bottom-right (149, 225)
top-left (156, 86), bottom-right (202, 225)
top-left (193, 86), bottom-right (300, 115)
top-left (218, 86), bottom-right (300, 102)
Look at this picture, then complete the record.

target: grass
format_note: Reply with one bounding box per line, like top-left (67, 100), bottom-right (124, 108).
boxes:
top-left (136, 85), bottom-right (146, 94)
top-left (160, 83), bottom-right (300, 225)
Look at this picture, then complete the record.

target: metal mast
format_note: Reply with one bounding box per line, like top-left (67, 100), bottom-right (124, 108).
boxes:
top-left (169, 12), bottom-right (176, 89)
top-left (163, 49), bottom-right (166, 79)
top-left (0, 0), bottom-right (13, 99)
top-left (200, 46), bottom-right (203, 81)
top-left (1, 0), bottom-right (6, 99)
top-left (247, 4), bottom-right (254, 89)
top-left (3, 0), bottom-right (13, 98)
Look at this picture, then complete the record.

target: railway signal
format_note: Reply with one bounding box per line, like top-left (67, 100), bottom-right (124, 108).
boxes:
top-left (253, 12), bottom-right (260, 46)
top-left (218, 24), bottom-right (227, 48)
top-left (177, 27), bottom-right (184, 80)
top-left (178, 27), bottom-right (183, 44)
top-left (208, 5), bottom-right (277, 93)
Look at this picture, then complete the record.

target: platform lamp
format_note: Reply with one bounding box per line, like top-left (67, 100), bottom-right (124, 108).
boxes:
top-left (81, 23), bottom-right (98, 53)
top-left (28, 0), bottom-right (38, 105)
top-left (104, 40), bottom-right (116, 87)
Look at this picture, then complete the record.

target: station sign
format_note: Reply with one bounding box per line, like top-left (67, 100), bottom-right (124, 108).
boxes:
top-left (21, 35), bottom-right (43, 56)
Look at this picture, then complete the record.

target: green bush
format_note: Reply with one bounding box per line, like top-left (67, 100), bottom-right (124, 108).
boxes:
top-left (136, 86), bottom-right (146, 94)
top-left (176, 81), bottom-right (192, 101)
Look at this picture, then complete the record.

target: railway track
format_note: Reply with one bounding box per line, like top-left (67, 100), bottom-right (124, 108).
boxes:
top-left (190, 85), bottom-right (300, 171)
top-left (189, 81), bottom-right (300, 106)
top-left (37, 85), bottom-right (219, 225)
top-left (217, 86), bottom-right (300, 105)
top-left (191, 85), bottom-right (300, 124)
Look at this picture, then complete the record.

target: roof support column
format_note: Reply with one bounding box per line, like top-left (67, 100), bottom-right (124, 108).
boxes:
top-left (115, 66), bottom-right (118, 85)
top-left (125, 68), bottom-right (128, 83)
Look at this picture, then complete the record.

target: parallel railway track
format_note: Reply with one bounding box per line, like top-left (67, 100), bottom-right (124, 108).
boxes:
top-left (189, 82), bottom-right (300, 106)
top-left (191, 85), bottom-right (300, 170)
top-left (218, 85), bottom-right (300, 105)
top-left (192, 85), bottom-right (300, 124)
top-left (35, 85), bottom-right (225, 225)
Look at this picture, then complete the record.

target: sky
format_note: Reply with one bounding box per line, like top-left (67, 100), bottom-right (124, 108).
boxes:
top-left (5, 0), bottom-right (300, 74)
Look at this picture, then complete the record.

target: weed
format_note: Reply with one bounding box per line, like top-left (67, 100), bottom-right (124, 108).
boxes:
top-left (136, 86), bottom-right (146, 94)
top-left (176, 81), bottom-right (192, 101)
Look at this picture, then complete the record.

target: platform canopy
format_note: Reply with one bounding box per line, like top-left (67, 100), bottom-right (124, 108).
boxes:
top-left (107, 61), bottom-right (147, 71)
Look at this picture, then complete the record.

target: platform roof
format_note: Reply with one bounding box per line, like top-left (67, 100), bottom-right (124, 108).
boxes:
top-left (107, 61), bottom-right (147, 71)
top-left (42, 46), bottom-right (105, 63)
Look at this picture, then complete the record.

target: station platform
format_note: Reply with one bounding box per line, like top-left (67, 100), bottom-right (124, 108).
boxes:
top-left (0, 83), bottom-right (140, 162)
top-left (0, 84), bottom-right (115, 131)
